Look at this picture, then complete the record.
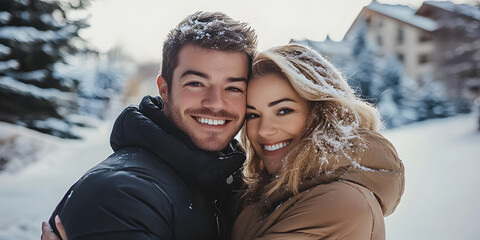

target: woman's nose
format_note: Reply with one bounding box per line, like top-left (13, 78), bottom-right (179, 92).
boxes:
top-left (257, 117), bottom-right (277, 138)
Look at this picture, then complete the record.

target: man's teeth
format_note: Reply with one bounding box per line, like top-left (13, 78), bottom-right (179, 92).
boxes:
top-left (196, 117), bottom-right (226, 126)
top-left (264, 141), bottom-right (289, 151)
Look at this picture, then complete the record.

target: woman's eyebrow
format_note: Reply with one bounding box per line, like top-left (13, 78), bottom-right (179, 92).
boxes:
top-left (268, 98), bottom-right (295, 107)
top-left (246, 98), bottom-right (295, 110)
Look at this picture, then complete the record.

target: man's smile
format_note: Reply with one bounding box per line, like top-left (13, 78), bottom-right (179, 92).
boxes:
top-left (194, 116), bottom-right (229, 126)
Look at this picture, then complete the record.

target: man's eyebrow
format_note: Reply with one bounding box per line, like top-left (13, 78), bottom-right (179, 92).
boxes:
top-left (180, 71), bottom-right (246, 83)
top-left (268, 98), bottom-right (295, 107)
top-left (228, 77), bottom-right (247, 82)
top-left (181, 70), bottom-right (209, 79)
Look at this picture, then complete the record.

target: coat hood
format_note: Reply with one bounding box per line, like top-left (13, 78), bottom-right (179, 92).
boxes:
top-left (110, 95), bottom-right (246, 197)
top-left (261, 131), bottom-right (404, 216)
top-left (338, 131), bottom-right (405, 216)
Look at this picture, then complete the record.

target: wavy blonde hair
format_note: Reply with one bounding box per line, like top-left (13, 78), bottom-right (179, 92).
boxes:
top-left (241, 44), bottom-right (383, 201)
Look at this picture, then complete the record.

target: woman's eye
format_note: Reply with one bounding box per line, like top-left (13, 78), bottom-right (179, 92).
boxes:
top-left (245, 113), bottom-right (259, 120)
top-left (278, 108), bottom-right (293, 115)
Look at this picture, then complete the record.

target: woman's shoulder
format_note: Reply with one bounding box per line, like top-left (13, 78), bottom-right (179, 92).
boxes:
top-left (300, 181), bottom-right (374, 218)
top-left (260, 181), bottom-right (380, 239)
top-left (358, 130), bottom-right (397, 155)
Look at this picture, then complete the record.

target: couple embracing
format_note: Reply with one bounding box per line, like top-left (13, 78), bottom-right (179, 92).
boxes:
top-left (42, 11), bottom-right (404, 240)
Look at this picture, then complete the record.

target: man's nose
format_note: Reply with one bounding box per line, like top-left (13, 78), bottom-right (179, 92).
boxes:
top-left (202, 86), bottom-right (226, 110)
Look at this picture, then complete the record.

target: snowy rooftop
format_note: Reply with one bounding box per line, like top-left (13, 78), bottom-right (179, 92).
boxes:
top-left (366, 1), bottom-right (438, 31)
top-left (423, 1), bottom-right (480, 21)
top-left (292, 37), bottom-right (352, 57)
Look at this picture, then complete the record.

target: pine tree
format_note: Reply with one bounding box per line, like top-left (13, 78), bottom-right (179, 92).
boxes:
top-left (414, 74), bottom-right (455, 121)
top-left (376, 55), bottom-right (418, 127)
top-left (350, 22), bottom-right (377, 103)
top-left (381, 56), bottom-right (403, 104)
top-left (434, 3), bottom-right (480, 113)
top-left (0, 0), bottom-right (91, 139)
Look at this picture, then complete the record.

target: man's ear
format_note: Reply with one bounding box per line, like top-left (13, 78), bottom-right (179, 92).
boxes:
top-left (157, 75), bottom-right (168, 101)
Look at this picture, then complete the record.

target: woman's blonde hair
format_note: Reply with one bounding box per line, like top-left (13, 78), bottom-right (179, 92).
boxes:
top-left (241, 44), bottom-right (383, 201)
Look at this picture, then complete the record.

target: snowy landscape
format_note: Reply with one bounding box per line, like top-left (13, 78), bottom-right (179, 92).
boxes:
top-left (1, 0), bottom-right (479, 239)
top-left (0, 109), bottom-right (478, 240)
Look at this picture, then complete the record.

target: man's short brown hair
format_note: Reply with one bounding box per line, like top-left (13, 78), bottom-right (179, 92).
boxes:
top-left (161, 11), bottom-right (257, 90)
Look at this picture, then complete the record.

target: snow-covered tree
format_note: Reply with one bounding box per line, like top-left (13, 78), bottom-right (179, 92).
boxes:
top-left (349, 22), bottom-right (378, 104)
top-left (434, 3), bottom-right (480, 113)
top-left (0, 0), bottom-right (91, 139)
top-left (379, 56), bottom-right (404, 104)
top-left (414, 74), bottom-right (455, 121)
top-left (375, 55), bottom-right (418, 127)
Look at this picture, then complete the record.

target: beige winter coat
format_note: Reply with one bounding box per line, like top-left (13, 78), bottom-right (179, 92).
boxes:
top-left (232, 131), bottom-right (405, 240)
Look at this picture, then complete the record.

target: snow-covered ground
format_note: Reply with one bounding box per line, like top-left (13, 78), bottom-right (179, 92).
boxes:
top-left (384, 113), bottom-right (480, 240)
top-left (0, 119), bottom-right (114, 240)
top-left (0, 113), bottom-right (478, 240)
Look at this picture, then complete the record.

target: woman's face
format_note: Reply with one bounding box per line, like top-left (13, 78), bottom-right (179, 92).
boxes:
top-left (245, 73), bottom-right (309, 174)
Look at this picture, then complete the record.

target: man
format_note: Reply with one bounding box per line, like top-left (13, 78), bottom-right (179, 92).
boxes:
top-left (42, 11), bottom-right (257, 240)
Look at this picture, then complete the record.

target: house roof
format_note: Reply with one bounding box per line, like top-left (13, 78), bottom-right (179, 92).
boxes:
top-left (291, 37), bottom-right (352, 57)
top-left (422, 1), bottom-right (480, 21)
top-left (366, 1), bottom-right (438, 31)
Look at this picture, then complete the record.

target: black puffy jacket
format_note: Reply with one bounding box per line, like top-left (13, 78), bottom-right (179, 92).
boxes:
top-left (49, 96), bottom-right (246, 240)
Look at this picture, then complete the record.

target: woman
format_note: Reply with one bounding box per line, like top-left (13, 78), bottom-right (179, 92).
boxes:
top-left (42, 44), bottom-right (404, 240)
top-left (232, 44), bottom-right (404, 240)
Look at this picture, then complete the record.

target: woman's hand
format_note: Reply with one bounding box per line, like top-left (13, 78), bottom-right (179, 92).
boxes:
top-left (41, 215), bottom-right (67, 240)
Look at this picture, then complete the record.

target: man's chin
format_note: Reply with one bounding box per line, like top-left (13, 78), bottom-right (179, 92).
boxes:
top-left (192, 138), bottom-right (230, 152)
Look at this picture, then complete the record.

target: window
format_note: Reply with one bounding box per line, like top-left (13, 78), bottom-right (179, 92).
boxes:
top-left (397, 53), bottom-right (404, 63)
top-left (377, 35), bottom-right (383, 46)
top-left (419, 32), bottom-right (432, 42)
top-left (418, 54), bottom-right (430, 64)
top-left (397, 27), bottom-right (404, 45)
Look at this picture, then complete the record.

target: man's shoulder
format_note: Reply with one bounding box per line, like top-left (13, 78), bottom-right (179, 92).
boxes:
top-left (53, 154), bottom-right (178, 239)
top-left (91, 147), bottom-right (183, 184)
top-left (61, 147), bottom-right (189, 205)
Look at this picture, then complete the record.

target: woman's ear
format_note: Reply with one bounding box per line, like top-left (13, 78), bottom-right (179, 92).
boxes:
top-left (157, 75), bottom-right (168, 101)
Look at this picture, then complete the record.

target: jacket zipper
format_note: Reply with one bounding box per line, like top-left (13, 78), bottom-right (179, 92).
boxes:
top-left (213, 199), bottom-right (221, 239)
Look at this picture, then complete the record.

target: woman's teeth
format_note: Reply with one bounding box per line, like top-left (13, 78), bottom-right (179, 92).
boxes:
top-left (196, 117), bottom-right (226, 126)
top-left (264, 141), bottom-right (289, 151)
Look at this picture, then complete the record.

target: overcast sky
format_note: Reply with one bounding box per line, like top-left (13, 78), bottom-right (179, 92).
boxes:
top-left (80, 0), bottom-right (475, 63)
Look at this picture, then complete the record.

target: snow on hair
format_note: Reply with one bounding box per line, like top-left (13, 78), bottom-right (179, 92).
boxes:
top-left (242, 44), bottom-right (383, 200)
top-left (161, 11), bottom-right (257, 88)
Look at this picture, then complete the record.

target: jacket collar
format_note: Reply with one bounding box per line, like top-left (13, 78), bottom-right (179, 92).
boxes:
top-left (110, 95), bottom-right (246, 197)
top-left (250, 131), bottom-right (404, 216)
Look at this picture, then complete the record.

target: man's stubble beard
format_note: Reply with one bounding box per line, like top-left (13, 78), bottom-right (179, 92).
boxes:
top-left (164, 97), bottom-right (240, 152)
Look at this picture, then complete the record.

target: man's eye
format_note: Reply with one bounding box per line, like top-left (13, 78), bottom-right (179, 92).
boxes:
top-left (278, 108), bottom-right (293, 115)
top-left (245, 113), bottom-right (259, 120)
top-left (186, 82), bottom-right (202, 87)
top-left (226, 87), bottom-right (244, 92)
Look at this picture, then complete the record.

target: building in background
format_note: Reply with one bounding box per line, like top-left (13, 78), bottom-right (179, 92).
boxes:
top-left (416, 1), bottom-right (480, 109)
top-left (293, 1), bottom-right (480, 112)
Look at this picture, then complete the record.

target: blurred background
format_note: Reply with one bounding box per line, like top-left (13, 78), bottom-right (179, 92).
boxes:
top-left (0, 0), bottom-right (479, 239)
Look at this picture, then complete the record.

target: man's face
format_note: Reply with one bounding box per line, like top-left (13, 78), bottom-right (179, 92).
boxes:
top-left (158, 44), bottom-right (249, 151)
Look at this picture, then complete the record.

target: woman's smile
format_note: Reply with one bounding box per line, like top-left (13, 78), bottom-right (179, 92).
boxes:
top-left (261, 140), bottom-right (291, 154)
top-left (246, 73), bottom-right (309, 174)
